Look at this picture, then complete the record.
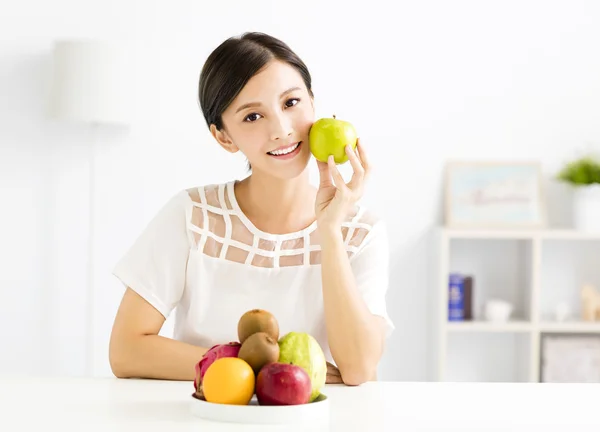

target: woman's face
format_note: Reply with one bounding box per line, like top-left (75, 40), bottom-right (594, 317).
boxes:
top-left (215, 60), bottom-right (315, 179)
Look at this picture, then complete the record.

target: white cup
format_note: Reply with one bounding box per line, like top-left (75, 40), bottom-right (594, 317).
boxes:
top-left (484, 300), bottom-right (514, 322)
top-left (555, 302), bottom-right (571, 322)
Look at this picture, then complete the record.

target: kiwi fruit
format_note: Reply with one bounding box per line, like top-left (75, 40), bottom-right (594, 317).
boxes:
top-left (237, 309), bottom-right (279, 344)
top-left (238, 332), bottom-right (280, 374)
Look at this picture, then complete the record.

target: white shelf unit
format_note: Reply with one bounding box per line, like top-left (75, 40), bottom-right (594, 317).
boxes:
top-left (435, 228), bottom-right (600, 383)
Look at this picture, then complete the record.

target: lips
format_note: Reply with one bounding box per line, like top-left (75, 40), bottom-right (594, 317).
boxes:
top-left (267, 141), bottom-right (301, 156)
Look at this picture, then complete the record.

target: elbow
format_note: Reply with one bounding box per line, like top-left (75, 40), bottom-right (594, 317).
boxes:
top-left (109, 349), bottom-right (130, 379)
top-left (337, 347), bottom-right (382, 386)
top-left (109, 357), bottom-right (131, 379)
top-left (340, 364), bottom-right (377, 387)
top-left (109, 336), bottom-right (135, 379)
top-left (342, 371), bottom-right (370, 386)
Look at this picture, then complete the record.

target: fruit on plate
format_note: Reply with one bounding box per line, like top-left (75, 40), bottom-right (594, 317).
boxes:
top-left (309, 115), bottom-right (358, 164)
top-left (202, 357), bottom-right (255, 405)
top-left (237, 331), bottom-right (280, 374)
top-left (278, 332), bottom-right (327, 402)
top-left (194, 342), bottom-right (241, 391)
top-left (255, 362), bottom-right (312, 406)
top-left (237, 309), bottom-right (280, 345)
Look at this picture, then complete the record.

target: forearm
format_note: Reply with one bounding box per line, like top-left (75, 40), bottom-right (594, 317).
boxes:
top-left (320, 228), bottom-right (384, 385)
top-left (110, 334), bottom-right (208, 381)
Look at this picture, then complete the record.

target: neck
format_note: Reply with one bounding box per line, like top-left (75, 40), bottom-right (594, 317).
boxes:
top-left (235, 167), bottom-right (316, 234)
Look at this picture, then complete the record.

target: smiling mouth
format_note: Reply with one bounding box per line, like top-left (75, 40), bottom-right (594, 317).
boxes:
top-left (267, 142), bottom-right (301, 156)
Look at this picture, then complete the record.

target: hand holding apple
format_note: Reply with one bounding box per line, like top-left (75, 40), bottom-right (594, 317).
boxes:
top-left (313, 131), bottom-right (371, 231)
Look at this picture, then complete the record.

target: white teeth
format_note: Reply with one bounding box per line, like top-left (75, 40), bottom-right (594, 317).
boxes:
top-left (268, 142), bottom-right (299, 156)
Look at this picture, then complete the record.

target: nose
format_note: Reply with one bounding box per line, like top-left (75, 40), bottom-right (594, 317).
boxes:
top-left (270, 113), bottom-right (293, 141)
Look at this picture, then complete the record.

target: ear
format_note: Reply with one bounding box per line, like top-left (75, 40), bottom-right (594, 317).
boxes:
top-left (210, 124), bottom-right (238, 154)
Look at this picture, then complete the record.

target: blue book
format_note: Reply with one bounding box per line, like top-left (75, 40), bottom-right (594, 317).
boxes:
top-left (448, 273), bottom-right (465, 321)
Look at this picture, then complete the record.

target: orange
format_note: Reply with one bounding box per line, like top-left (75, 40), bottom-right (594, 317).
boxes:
top-left (202, 357), bottom-right (255, 405)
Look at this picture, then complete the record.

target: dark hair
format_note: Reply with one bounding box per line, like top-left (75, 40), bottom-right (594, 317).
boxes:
top-left (198, 32), bottom-right (314, 132)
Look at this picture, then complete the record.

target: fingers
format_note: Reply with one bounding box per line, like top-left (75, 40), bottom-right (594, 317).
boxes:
top-left (317, 159), bottom-right (333, 188)
top-left (326, 373), bottom-right (344, 384)
top-left (326, 361), bottom-right (341, 375)
top-left (346, 141), bottom-right (365, 190)
top-left (326, 361), bottom-right (343, 384)
top-left (325, 138), bottom-right (371, 197)
top-left (328, 155), bottom-right (348, 191)
top-left (347, 142), bottom-right (364, 177)
top-left (356, 138), bottom-right (370, 178)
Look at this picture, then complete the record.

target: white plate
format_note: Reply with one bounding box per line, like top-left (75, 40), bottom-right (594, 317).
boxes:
top-left (190, 392), bottom-right (330, 425)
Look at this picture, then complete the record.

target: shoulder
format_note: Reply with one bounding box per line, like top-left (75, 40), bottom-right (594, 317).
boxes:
top-left (181, 183), bottom-right (239, 249)
top-left (143, 188), bottom-right (195, 226)
top-left (147, 183), bottom-right (228, 232)
top-left (183, 182), bottom-right (230, 208)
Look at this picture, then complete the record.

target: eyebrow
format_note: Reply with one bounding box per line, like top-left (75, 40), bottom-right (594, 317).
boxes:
top-left (235, 86), bottom-right (302, 113)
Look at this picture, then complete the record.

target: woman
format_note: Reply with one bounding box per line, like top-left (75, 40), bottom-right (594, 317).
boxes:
top-left (109, 32), bottom-right (394, 386)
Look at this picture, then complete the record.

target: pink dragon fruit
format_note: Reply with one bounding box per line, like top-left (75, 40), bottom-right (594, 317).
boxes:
top-left (194, 342), bottom-right (241, 390)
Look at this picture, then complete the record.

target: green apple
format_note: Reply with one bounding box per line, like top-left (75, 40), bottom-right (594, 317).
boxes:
top-left (309, 115), bottom-right (358, 164)
top-left (278, 332), bottom-right (327, 402)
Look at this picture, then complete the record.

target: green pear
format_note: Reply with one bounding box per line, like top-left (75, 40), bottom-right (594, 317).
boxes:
top-left (309, 115), bottom-right (358, 164)
top-left (277, 332), bottom-right (327, 402)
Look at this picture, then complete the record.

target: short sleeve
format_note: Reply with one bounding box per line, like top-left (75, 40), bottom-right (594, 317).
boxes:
top-left (112, 190), bottom-right (193, 318)
top-left (351, 221), bottom-right (395, 338)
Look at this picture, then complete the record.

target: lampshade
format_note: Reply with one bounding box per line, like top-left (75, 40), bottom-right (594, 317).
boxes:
top-left (48, 39), bottom-right (132, 125)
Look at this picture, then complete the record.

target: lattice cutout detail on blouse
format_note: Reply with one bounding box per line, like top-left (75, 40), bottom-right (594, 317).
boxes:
top-left (186, 183), bottom-right (377, 268)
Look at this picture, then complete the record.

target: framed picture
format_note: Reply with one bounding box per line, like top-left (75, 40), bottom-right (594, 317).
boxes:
top-left (541, 335), bottom-right (600, 383)
top-left (444, 161), bottom-right (546, 228)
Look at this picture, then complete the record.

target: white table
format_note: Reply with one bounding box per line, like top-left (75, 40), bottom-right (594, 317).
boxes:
top-left (0, 376), bottom-right (598, 431)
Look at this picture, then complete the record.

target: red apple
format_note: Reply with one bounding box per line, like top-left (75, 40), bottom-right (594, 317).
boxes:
top-left (256, 362), bottom-right (312, 406)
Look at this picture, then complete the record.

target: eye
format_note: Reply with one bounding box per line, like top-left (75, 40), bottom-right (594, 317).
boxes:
top-left (285, 98), bottom-right (300, 108)
top-left (244, 113), bottom-right (262, 122)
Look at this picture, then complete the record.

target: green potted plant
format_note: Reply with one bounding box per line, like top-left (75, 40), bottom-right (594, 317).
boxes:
top-left (557, 155), bottom-right (600, 231)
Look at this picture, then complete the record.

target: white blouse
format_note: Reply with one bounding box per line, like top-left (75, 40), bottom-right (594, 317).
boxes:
top-left (112, 181), bottom-right (394, 364)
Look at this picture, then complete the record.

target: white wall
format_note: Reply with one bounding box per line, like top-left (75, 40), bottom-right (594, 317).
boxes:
top-left (2, 0), bottom-right (599, 380)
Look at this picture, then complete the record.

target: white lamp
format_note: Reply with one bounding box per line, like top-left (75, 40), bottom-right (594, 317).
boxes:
top-left (48, 39), bottom-right (132, 377)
